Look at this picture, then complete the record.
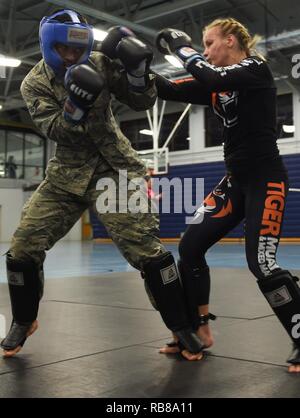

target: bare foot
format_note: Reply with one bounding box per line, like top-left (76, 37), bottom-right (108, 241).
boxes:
top-left (159, 344), bottom-right (203, 360)
top-left (196, 324), bottom-right (214, 349)
top-left (159, 343), bottom-right (180, 354)
top-left (288, 364), bottom-right (300, 373)
top-left (181, 350), bottom-right (203, 361)
top-left (159, 333), bottom-right (180, 354)
top-left (159, 333), bottom-right (203, 361)
top-left (2, 320), bottom-right (38, 358)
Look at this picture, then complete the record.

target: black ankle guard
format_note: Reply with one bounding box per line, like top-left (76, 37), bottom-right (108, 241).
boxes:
top-left (287, 344), bottom-right (300, 365)
top-left (0, 320), bottom-right (33, 351)
top-left (197, 313), bottom-right (217, 327)
top-left (174, 327), bottom-right (204, 354)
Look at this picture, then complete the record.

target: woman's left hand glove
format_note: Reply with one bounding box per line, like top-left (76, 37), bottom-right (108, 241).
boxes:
top-left (156, 28), bottom-right (203, 68)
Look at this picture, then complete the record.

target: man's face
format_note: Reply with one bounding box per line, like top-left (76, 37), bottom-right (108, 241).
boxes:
top-left (55, 43), bottom-right (86, 68)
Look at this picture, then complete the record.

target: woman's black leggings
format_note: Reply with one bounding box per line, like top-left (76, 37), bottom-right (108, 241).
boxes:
top-left (179, 168), bottom-right (289, 306)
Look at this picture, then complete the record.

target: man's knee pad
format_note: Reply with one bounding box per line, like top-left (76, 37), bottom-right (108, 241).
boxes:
top-left (6, 253), bottom-right (44, 323)
top-left (258, 270), bottom-right (300, 346)
top-left (178, 260), bottom-right (210, 329)
top-left (142, 251), bottom-right (189, 332)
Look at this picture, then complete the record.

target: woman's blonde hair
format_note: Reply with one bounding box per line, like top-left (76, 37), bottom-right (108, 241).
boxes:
top-left (203, 18), bottom-right (265, 61)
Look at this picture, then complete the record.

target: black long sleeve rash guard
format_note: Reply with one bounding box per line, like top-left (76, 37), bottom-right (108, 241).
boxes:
top-left (156, 56), bottom-right (284, 175)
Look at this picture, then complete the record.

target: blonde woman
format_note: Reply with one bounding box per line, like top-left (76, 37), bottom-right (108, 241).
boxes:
top-left (155, 18), bottom-right (300, 372)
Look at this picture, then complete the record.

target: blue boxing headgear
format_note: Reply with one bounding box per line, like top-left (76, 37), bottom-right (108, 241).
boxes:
top-left (39, 9), bottom-right (94, 75)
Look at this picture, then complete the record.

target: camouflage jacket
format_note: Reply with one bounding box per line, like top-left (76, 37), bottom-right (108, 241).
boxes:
top-left (21, 51), bottom-right (157, 196)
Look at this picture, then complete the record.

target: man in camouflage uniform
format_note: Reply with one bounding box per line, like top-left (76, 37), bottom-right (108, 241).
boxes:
top-left (0, 9), bottom-right (203, 360)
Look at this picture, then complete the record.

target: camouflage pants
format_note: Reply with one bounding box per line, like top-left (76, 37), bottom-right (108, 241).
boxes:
top-left (10, 172), bottom-right (165, 270)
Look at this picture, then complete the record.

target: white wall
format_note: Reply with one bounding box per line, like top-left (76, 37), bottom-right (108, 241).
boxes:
top-left (0, 185), bottom-right (81, 243)
top-left (0, 188), bottom-right (24, 243)
top-left (62, 218), bottom-right (81, 241)
top-left (293, 90), bottom-right (300, 142)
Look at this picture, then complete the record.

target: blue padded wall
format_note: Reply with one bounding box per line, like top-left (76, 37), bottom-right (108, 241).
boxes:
top-left (90, 153), bottom-right (300, 239)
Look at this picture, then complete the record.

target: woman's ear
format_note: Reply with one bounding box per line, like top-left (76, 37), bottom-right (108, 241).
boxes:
top-left (226, 34), bottom-right (235, 48)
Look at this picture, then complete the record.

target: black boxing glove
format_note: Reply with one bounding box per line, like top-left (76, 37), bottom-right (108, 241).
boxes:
top-left (64, 64), bottom-right (104, 123)
top-left (116, 36), bottom-right (153, 91)
top-left (156, 28), bottom-right (203, 68)
top-left (100, 25), bottom-right (135, 59)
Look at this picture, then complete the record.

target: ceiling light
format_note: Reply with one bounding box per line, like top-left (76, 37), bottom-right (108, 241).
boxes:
top-left (282, 124), bottom-right (295, 133)
top-left (140, 129), bottom-right (153, 136)
top-left (0, 56), bottom-right (21, 67)
top-left (93, 28), bottom-right (108, 41)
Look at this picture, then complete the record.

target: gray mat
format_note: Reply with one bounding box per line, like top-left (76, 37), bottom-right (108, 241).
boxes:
top-left (0, 268), bottom-right (299, 398)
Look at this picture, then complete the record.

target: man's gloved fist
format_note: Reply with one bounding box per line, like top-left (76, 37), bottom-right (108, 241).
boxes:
top-left (64, 64), bottom-right (104, 123)
top-left (156, 28), bottom-right (203, 68)
top-left (116, 36), bottom-right (153, 91)
top-left (100, 25), bottom-right (154, 91)
top-left (100, 26), bottom-right (135, 59)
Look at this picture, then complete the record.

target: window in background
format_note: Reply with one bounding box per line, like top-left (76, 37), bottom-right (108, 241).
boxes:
top-left (24, 166), bottom-right (44, 182)
top-left (120, 112), bottom-right (189, 152)
top-left (0, 130), bottom-right (5, 177)
top-left (0, 128), bottom-right (46, 180)
top-left (159, 112), bottom-right (189, 151)
top-left (24, 133), bottom-right (44, 181)
top-left (277, 93), bottom-right (294, 139)
top-left (6, 130), bottom-right (23, 178)
top-left (121, 118), bottom-right (153, 151)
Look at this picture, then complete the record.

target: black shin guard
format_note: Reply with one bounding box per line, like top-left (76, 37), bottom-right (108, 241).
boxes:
top-left (287, 344), bottom-right (300, 365)
top-left (144, 280), bottom-right (158, 310)
top-left (142, 252), bottom-right (203, 354)
top-left (178, 260), bottom-right (210, 330)
top-left (142, 252), bottom-right (190, 332)
top-left (258, 270), bottom-right (300, 348)
top-left (6, 253), bottom-right (44, 323)
top-left (0, 320), bottom-right (36, 351)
